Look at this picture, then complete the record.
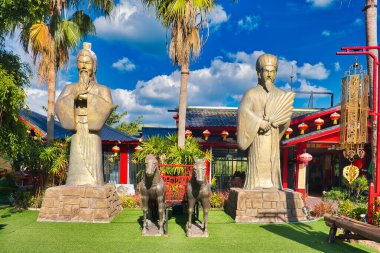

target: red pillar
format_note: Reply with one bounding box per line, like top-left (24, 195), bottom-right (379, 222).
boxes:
top-left (205, 159), bottom-right (210, 183)
top-left (119, 144), bottom-right (128, 184)
top-left (282, 147), bottom-right (289, 189)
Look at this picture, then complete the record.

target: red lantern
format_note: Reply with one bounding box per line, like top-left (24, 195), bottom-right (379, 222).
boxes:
top-left (330, 112), bottom-right (341, 125)
top-left (203, 130), bottom-right (211, 140)
top-left (134, 145), bottom-right (142, 152)
top-left (285, 128), bottom-right (293, 139)
top-left (298, 122), bottom-right (308, 135)
top-left (221, 130), bottom-right (229, 141)
top-left (185, 130), bottom-right (192, 138)
top-left (299, 152), bottom-right (313, 165)
top-left (112, 145), bottom-right (120, 155)
top-left (235, 131), bottom-right (238, 136)
top-left (314, 118), bottom-right (324, 130)
top-left (353, 158), bottom-right (363, 169)
top-left (173, 113), bottom-right (179, 121)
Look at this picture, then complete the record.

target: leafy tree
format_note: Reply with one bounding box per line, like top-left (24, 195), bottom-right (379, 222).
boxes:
top-left (0, 49), bottom-right (31, 159)
top-left (106, 105), bottom-right (143, 136)
top-left (115, 115), bottom-right (143, 136)
top-left (106, 105), bottom-right (128, 126)
top-left (141, 0), bottom-right (215, 148)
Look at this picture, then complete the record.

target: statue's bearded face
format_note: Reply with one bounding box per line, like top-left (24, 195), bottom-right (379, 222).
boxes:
top-left (258, 65), bottom-right (277, 91)
top-left (77, 55), bottom-right (93, 89)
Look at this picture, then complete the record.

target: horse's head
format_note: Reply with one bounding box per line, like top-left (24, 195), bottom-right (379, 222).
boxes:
top-left (193, 157), bottom-right (207, 183)
top-left (145, 154), bottom-right (158, 177)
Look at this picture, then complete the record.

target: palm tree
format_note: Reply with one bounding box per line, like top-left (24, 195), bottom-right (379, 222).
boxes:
top-left (142, 0), bottom-right (214, 148)
top-left (20, 0), bottom-right (114, 142)
top-left (364, 0), bottom-right (378, 179)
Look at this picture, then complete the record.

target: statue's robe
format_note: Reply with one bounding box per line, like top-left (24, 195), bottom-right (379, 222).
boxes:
top-left (55, 81), bottom-right (113, 185)
top-left (237, 85), bottom-right (291, 189)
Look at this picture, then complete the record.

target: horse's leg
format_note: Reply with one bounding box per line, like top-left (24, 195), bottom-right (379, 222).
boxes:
top-left (157, 195), bottom-right (165, 234)
top-left (142, 195), bottom-right (149, 230)
top-left (201, 196), bottom-right (210, 233)
top-left (187, 197), bottom-right (195, 231)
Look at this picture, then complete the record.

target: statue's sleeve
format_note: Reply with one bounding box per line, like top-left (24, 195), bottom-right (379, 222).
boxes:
top-left (237, 90), bottom-right (263, 150)
top-left (87, 85), bottom-right (113, 131)
top-left (55, 85), bottom-right (76, 131)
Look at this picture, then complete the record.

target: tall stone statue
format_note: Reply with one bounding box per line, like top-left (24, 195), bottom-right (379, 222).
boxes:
top-left (237, 54), bottom-right (295, 189)
top-left (55, 43), bottom-right (113, 185)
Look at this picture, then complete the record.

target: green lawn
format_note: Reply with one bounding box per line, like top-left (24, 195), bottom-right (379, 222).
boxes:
top-left (0, 207), bottom-right (376, 253)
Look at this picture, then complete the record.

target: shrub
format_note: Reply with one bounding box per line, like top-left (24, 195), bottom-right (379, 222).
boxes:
top-left (119, 194), bottom-right (141, 208)
top-left (337, 199), bottom-right (367, 220)
top-left (210, 192), bottom-right (228, 208)
top-left (374, 212), bottom-right (380, 226)
top-left (311, 201), bottom-right (335, 217)
top-left (323, 187), bottom-right (348, 202)
top-left (11, 189), bottom-right (33, 209)
top-left (30, 193), bottom-right (44, 208)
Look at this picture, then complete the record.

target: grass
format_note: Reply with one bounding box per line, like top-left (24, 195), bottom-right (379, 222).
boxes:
top-left (0, 207), bottom-right (377, 253)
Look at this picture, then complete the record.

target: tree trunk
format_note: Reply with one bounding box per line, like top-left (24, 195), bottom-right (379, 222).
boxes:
top-left (177, 62), bottom-right (190, 148)
top-left (47, 59), bottom-right (56, 142)
top-left (364, 0), bottom-right (378, 181)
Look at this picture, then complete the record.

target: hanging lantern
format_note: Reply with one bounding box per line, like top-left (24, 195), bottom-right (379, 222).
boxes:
top-left (221, 130), bottom-right (229, 141)
top-left (340, 60), bottom-right (369, 160)
top-left (330, 112), bottom-right (341, 125)
top-left (112, 145), bottom-right (120, 156)
top-left (202, 130), bottom-right (211, 140)
top-left (343, 165), bottom-right (360, 184)
top-left (353, 158), bottom-right (363, 169)
top-left (134, 145), bottom-right (142, 152)
top-left (235, 131), bottom-right (238, 137)
top-left (299, 152), bottom-right (313, 165)
top-left (285, 128), bottom-right (293, 139)
top-left (298, 122), bottom-right (308, 135)
top-left (314, 118), bottom-right (325, 130)
top-left (173, 113), bottom-right (179, 121)
top-left (185, 130), bottom-right (192, 138)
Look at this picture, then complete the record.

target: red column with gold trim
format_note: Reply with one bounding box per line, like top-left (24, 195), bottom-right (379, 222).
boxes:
top-left (120, 145), bottom-right (128, 184)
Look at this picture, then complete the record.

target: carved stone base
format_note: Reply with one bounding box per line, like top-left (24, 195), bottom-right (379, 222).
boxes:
top-left (225, 188), bottom-right (307, 223)
top-left (37, 184), bottom-right (123, 223)
top-left (186, 223), bottom-right (209, 238)
top-left (142, 219), bottom-right (164, 236)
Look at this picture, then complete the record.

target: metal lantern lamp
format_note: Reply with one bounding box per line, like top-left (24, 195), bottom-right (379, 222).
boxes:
top-left (340, 59), bottom-right (369, 160)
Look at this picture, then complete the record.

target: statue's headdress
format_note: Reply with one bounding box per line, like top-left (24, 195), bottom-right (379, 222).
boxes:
top-left (77, 42), bottom-right (98, 75)
top-left (256, 54), bottom-right (278, 71)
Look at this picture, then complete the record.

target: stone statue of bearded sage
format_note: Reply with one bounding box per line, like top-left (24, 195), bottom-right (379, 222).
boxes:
top-left (237, 54), bottom-right (295, 189)
top-left (55, 43), bottom-right (113, 186)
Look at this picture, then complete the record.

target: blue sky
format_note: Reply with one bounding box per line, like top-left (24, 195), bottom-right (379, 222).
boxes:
top-left (6, 0), bottom-right (373, 126)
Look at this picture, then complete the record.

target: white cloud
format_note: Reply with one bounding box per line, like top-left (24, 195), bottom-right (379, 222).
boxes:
top-left (112, 57), bottom-right (136, 72)
top-left (237, 15), bottom-right (260, 31)
top-left (306, 0), bottom-right (335, 8)
top-left (94, 0), bottom-right (165, 44)
top-left (334, 62), bottom-right (341, 71)
top-left (208, 5), bottom-right (229, 28)
top-left (321, 30), bottom-right (331, 37)
top-left (298, 62), bottom-right (330, 80)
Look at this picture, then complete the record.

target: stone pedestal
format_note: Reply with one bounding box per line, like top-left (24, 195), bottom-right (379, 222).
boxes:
top-left (38, 184), bottom-right (123, 223)
top-left (186, 223), bottom-right (209, 238)
top-left (142, 220), bottom-right (164, 236)
top-left (225, 188), bottom-right (307, 223)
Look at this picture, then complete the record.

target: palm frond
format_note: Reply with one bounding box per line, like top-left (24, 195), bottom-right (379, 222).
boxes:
top-left (29, 22), bottom-right (52, 62)
top-left (70, 10), bottom-right (96, 37)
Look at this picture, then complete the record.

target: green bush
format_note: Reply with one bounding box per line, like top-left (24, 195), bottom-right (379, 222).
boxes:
top-left (119, 194), bottom-right (141, 208)
top-left (337, 199), bottom-right (367, 220)
top-left (374, 212), bottom-right (380, 226)
top-left (323, 187), bottom-right (347, 202)
top-left (11, 189), bottom-right (33, 209)
top-left (210, 192), bottom-right (228, 208)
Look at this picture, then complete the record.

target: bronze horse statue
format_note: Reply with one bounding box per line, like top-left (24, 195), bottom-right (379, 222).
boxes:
top-left (139, 154), bottom-right (166, 234)
top-left (186, 157), bottom-right (211, 234)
